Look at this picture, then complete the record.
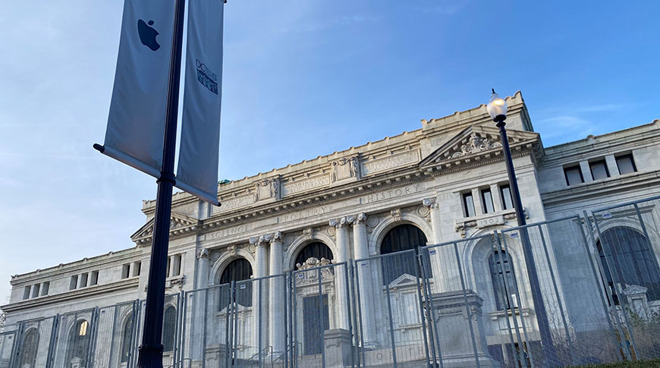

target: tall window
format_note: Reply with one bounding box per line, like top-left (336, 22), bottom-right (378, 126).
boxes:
top-left (65, 319), bottom-right (91, 367)
top-left (380, 225), bottom-right (428, 284)
top-left (219, 258), bottom-right (253, 308)
top-left (120, 313), bottom-right (134, 363)
top-left (162, 306), bottom-right (177, 353)
top-left (489, 251), bottom-right (518, 310)
top-left (19, 328), bottom-right (39, 368)
top-left (295, 242), bottom-right (333, 266)
top-left (564, 165), bottom-right (584, 186)
top-left (589, 160), bottom-right (610, 180)
top-left (481, 189), bottom-right (495, 214)
top-left (616, 154), bottom-right (637, 175)
top-left (500, 185), bottom-right (513, 210)
top-left (598, 227), bottom-right (660, 303)
top-left (463, 192), bottom-right (476, 217)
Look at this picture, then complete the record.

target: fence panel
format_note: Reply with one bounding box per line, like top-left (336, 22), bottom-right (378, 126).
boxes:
top-left (352, 250), bottom-right (430, 368)
top-left (591, 196), bottom-right (660, 362)
top-left (0, 327), bottom-right (17, 368)
top-left (291, 260), bottom-right (356, 368)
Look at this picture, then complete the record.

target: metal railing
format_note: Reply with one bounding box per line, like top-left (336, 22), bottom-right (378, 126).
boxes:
top-left (2, 196), bottom-right (660, 367)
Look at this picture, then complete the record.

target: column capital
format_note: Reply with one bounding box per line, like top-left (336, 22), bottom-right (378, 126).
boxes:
top-left (423, 197), bottom-right (439, 209)
top-left (353, 213), bottom-right (367, 225)
top-left (330, 216), bottom-right (354, 228)
top-left (196, 248), bottom-right (209, 260)
top-left (271, 231), bottom-right (283, 243)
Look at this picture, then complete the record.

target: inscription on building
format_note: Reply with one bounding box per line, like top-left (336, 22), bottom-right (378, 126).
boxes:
top-left (362, 150), bottom-right (419, 176)
top-left (282, 176), bottom-right (330, 196)
top-left (214, 195), bottom-right (255, 214)
top-left (361, 183), bottom-right (425, 204)
top-left (278, 205), bottom-right (334, 223)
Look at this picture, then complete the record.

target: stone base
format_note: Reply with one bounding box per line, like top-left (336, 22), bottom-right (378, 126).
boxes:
top-left (427, 290), bottom-right (500, 368)
top-left (324, 328), bottom-right (354, 368)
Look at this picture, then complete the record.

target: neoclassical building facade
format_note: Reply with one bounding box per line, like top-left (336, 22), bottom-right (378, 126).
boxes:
top-left (3, 92), bottom-right (660, 367)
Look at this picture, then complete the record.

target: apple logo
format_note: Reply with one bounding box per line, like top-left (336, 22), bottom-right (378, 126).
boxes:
top-left (137, 19), bottom-right (160, 51)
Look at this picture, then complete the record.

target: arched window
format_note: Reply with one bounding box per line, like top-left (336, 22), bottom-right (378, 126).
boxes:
top-left (19, 328), bottom-right (39, 368)
top-left (120, 313), bottom-right (134, 363)
top-left (598, 227), bottom-right (660, 302)
top-left (162, 306), bottom-right (177, 353)
top-left (219, 258), bottom-right (253, 308)
top-left (489, 251), bottom-right (518, 310)
top-left (380, 224), bottom-right (428, 284)
top-left (295, 242), bottom-right (333, 267)
top-left (65, 319), bottom-right (91, 367)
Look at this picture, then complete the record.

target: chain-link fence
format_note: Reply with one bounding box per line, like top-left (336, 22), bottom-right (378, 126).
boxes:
top-left (2, 196), bottom-right (660, 367)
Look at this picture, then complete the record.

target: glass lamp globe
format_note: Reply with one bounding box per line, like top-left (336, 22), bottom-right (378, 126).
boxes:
top-left (487, 89), bottom-right (508, 121)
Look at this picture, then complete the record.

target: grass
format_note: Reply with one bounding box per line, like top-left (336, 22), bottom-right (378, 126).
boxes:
top-left (578, 359), bottom-right (660, 367)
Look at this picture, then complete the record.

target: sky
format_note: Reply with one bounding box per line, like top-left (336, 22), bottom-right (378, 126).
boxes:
top-left (1, 1), bottom-right (659, 305)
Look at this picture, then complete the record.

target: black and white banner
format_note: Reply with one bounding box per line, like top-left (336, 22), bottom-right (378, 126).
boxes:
top-left (176, 0), bottom-right (224, 205)
top-left (102, 0), bottom-right (176, 178)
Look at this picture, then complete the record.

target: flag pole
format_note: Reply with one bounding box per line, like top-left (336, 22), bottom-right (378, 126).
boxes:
top-left (137, 0), bottom-right (186, 365)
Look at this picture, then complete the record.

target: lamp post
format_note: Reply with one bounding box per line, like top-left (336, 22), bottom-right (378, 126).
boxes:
top-left (487, 90), bottom-right (557, 364)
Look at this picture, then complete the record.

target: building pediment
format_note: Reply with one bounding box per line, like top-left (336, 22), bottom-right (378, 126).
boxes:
top-left (419, 125), bottom-right (540, 173)
top-left (131, 212), bottom-right (198, 245)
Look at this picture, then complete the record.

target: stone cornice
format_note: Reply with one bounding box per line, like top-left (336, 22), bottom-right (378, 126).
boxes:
top-left (542, 170), bottom-right (660, 206)
top-left (200, 165), bottom-right (428, 236)
top-left (2, 278), bottom-right (139, 313)
top-left (131, 212), bottom-right (199, 245)
top-left (10, 248), bottom-right (141, 285)
top-left (141, 93), bottom-right (529, 216)
top-left (542, 120), bottom-right (660, 162)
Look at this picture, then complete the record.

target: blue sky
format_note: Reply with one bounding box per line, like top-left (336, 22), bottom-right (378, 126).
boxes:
top-left (1, 1), bottom-right (658, 304)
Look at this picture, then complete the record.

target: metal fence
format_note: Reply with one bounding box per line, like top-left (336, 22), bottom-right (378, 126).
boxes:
top-left (2, 196), bottom-right (660, 367)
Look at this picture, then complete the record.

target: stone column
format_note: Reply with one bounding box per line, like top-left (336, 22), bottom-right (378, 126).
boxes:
top-left (252, 235), bottom-right (270, 355)
top-left (191, 248), bottom-right (209, 362)
top-left (424, 197), bottom-right (462, 293)
top-left (330, 218), bottom-right (351, 330)
top-left (353, 213), bottom-right (377, 348)
top-left (268, 232), bottom-right (285, 356)
top-left (490, 184), bottom-right (502, 212)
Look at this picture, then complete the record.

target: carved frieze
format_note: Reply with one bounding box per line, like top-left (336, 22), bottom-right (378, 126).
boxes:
top-left (361, 150), bottom-right (420, 176)
top-left (256, 177), bottom-right (281, 201)
top-left (450, 134), bottom-right (501, 158)
top-left (331, 156), bottom-right (361, 182)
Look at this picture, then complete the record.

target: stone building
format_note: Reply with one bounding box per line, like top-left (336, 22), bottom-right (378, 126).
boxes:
top-left (3, 92), bottom-right (660, 367)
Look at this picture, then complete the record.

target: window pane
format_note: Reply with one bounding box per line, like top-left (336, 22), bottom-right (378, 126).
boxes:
top-left (590, 160), bottom-right (609, 180)
top-left (616, 155), bottom-right (636, 175)
top-left (463, 193), bottom-right (475, 217)
top-left (482, 189), bottom-right (494, 214)
top-left (564, 166), bottom-right (583, 186)
top-left (500, 185), bottom-right (513, 210)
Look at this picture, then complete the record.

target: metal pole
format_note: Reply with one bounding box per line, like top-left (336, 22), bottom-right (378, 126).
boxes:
top-left (495, 117), bottom-right (557, 364)
top-left (136, 0), bottom-right (186, 365)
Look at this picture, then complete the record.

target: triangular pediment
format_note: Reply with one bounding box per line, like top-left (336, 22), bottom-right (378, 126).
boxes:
top-left (131, 212), bottom-right (198, 244)
top-left (419, 125), bottom-right (540, 171)
top-left (389, 273), bottom-right (419, 288)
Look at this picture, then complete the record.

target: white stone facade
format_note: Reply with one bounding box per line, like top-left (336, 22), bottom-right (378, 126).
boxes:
top-left (3, 92), bottom-right (660, 367)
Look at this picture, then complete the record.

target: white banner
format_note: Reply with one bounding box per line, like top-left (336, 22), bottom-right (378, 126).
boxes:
top-left (177, 0), bottom-right (224, 205)
top-left (101, 0), bottom-right (176, 179)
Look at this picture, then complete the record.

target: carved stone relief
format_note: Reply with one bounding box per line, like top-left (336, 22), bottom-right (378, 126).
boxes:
top-left (450, 134), bottom-right (502, 158)
top-left (331, 156), bottom-right (361, 182)
top-left (256, 177), bottom-right (281, 201)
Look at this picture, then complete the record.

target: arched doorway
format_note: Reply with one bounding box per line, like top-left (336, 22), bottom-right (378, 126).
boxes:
top-left (294, 242), bottom-right (333, 355)
top-left (219, 258), bottom-right (253, 308)
top-left (65, 319), bottom-right (91, 367)
top-left (120, 313), bottom-right (134, 363)
top-left (295, 242), bottom-right (333, 268)
top-left (380, 224), bottom-right (428, 284)
top-left (18, 328), bottom-right (39, 368)
top-left (598, 226), bottom-right (660, 303)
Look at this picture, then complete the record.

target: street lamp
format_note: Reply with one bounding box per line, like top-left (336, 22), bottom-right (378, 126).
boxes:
top-left (487, 90), bottom-right (557, 364)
